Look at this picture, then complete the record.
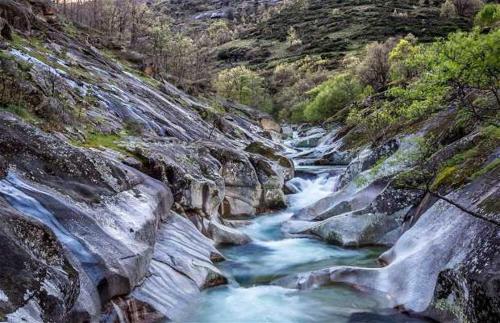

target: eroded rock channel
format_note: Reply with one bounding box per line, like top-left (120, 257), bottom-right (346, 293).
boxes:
top-left (0, 4), bottom-right (498, 321)
top-left (182, 131), bottom-right (427, 323)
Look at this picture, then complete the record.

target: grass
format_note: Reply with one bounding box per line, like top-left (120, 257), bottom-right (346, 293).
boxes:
top-left (0, 104), bottom-right (36, 121)
top-left (79, 132), bottom-right (130, 155)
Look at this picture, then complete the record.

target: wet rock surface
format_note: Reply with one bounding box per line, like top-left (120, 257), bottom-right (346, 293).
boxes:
top-left (0, 197), bottom-right (79, 323)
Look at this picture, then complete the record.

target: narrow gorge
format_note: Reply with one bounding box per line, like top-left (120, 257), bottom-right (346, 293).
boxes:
top-left (0, 1), bottom-right (498, 323)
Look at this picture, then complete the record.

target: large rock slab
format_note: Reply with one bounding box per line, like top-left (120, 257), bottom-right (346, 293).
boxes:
top-left (130, 212), bottom-right (227, 321)
top-left (307, 183), bottom-right (423, 246)
top-left (0, 114), bottom-right (172, 321)
top-left (276, 169), bottom-right (500, 322)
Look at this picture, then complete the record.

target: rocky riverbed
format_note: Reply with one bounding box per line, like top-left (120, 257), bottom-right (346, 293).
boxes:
top-left (0, 2), bottom-right (498, 322)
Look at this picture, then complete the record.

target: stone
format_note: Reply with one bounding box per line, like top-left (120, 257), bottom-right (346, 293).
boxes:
top-left (0, 16), bottom-right (12, 40)
top-left (0, 197), bottom-right (79, 323)
top-left (276, 169), bottom-right (500, 321)
top-left (207, 220), bottom-right (252, 245)
top-left (260, 117), bottom-right (281, 133)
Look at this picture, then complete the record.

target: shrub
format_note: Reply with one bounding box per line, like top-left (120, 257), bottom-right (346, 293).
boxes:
top-left (441, 0), bottom-right (457, 17)
top-left (286, 26), bottom-right (302, 48)
top-left (474, 3), bottom-right (500, 28)
top-left (271, 56), bottom-right (329, 120)
top-left (303, 73), bottom-right (365, 121)
top-left (207, 20), bottom-right (234, 46)
top-left (452, 0), bottom-right (483, 17)
top-left (356, 38), bottom-right (398, 92)
top-left (389, 34), bottom-right (420, 83)
top-left (389, 28), bottom-right (499, 124)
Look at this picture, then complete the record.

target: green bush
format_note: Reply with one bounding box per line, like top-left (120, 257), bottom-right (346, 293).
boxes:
top-left (303, 73), bottom-right (366, 121)
top-left (474, 3), bottom-right (500, 28)
top-left (389, 28), bottom-right (500, 123)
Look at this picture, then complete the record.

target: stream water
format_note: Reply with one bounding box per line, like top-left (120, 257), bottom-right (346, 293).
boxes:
top-left (183, 165), bottom-right (426, 323)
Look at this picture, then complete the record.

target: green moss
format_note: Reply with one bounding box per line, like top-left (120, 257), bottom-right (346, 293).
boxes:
top-left (0, 50), bottom-right (13, 61)
top-left (0, 104), bottom-right (34, 121)
top-left (471, 158), bottom-right (500, 179)
top-left (481, 125), bottom-right (500, 140)
top-left (369, 155), bottom-right (388, 177)
top-left (431, 126), bottom-right (500, 190)
top-left (10, 33), bottom-right (70, 73)
top-left (62, 21), bottom-right (79, 37)
top-left (431, 165), bottom-right (458, 190)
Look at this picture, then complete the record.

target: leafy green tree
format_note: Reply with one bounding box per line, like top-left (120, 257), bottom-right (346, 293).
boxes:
top-left (389, 34), bottom-right (420, 83)
top-left (213, 66), bottom-right (272, 111)
top-left (389, 28), bottom-right (500, 122)
top-left (303, 73), bottom-right (366, 121)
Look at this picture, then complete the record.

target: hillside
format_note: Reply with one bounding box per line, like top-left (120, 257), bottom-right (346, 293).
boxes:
top-left (163, 0), bottom-right (470, 70)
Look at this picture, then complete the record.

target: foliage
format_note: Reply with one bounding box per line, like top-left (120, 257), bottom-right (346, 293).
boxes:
top-left (0, 104), bottom-right (32, 120)
top-left (452, 0), bottom-right (484, 17)
top-left (271, 56), bottom-right (329, 120)
top-left (148, 17), bottom-right (211, 92)
top-left (213, 66), bottom-right (272, 111)
top-left (474, 3), bottom-right (500, 28)
top-left (286, 26), bottom-right (302, 48)
top-left (389, 28), bottom-right (500, 123)
top-left (303, 73), bottom-right (366, 121)
top-left (388, 34), bottom-right (420, 83)
top-left (207, 20), bottom-right (234, 46)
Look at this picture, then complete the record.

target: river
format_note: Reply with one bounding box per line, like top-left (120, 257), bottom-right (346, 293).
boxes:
top-left (183, 161), bottom-right (428, 322)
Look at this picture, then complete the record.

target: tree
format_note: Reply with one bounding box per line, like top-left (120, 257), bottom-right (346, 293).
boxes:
top-left (286, 26), bottom-right (302, 48)
top-left (356, 38), bottom-right (398, 92)
top-left (389, 28), bottom-right (500, 123)
top-left (207, 20), bottom-right (234, 46)
top-left (213, 66), bottom-right (272, 111)
top-left (389, 34), bottom-right (420, 83)
top-left (452, 0), bottom-right (483, 17)
top-left (303, 73), bottom-right (366, 121)
top-left (440, 0), bottom-right (457, 17)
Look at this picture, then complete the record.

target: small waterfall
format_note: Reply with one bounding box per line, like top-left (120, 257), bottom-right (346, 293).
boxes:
top-left (286, 173), bottom-right (340, 211)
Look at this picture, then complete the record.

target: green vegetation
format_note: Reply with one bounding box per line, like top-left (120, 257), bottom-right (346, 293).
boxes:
top-left (213, 66), bottom-right (272, 111)
top-left (303, 73), bottom-right (366, 121)
top-left (0, 104), bottom-right (33, 121)
top-left (78, 132), bottom-right (132, 156)
top-left (474, 3), bottom-right (500, 28)
top-left (430, 125), bottom-right (499, 190)
top-left (297, 17), bottom-right (498, 140)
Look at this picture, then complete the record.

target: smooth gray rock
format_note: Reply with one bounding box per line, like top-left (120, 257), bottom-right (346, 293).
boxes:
top-left (275, 170), bottom-right (500, 322)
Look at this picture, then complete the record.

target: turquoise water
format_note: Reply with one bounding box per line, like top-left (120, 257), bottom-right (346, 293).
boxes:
top-left (183, 172), bottom-right (428, 323)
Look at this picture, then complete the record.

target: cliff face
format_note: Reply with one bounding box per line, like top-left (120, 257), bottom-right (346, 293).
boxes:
top-left (0, 2), bottom-right (292, 321)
